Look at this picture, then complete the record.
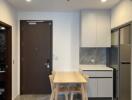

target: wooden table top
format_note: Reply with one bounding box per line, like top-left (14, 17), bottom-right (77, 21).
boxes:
top-left (53, 72), bottom-right (88, 83)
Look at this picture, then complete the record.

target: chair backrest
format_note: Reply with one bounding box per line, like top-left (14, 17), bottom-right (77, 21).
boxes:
top-left (49, 75), bottom-right (54, 91)
top-left (79, 70), bottom-right (89, 81)
top-left (81, 73), bottom-right (89, 81)
top-left (52, 71), bottom-right (56, 77)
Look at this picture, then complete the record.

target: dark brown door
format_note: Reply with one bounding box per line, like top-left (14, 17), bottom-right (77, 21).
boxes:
top-left (0, 21), bottom-right (12, 100)
top-left (20, 20), bottom-right (52, 94)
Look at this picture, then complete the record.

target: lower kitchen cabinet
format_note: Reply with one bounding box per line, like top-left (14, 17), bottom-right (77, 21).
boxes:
top-left (82, 69), bottom-right (113, 98)
top-left (97, 78), bottom-right (113, 97)
top-left (87, 78), bottom-right (113, 98)
top-left (88, 78), bottom-right (98, 97)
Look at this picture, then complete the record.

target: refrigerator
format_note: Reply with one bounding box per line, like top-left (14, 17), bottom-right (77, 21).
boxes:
top-left (109, 24), bottom-right (131, 100)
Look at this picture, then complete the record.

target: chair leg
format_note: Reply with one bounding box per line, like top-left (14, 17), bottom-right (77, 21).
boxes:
top-left (70, 93), bottom-right (74, 100)
top-left (54, 91), bottom-right (58, 100)
top-left (50, 91), bottom-right (54, 100)
top-left (54, 87), bottom-right (58, 100)
top-left (65, 93), bottom-right (69, 100)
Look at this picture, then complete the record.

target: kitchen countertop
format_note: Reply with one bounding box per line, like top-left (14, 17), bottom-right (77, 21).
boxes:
top-left (80, 65), bottom-right (113, 71)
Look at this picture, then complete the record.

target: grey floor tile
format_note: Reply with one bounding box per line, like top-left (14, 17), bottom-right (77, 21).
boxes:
top-left (15, 95), bottom-right (112, 100)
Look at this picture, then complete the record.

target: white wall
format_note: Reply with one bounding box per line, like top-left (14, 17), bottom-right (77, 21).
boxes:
top-left (18, 12), bottom-right (80, 94)
top-left (18, 12), bottom-right (80, 71)
top-left (0, 0), bottom-right (19, 99)
top-left (111, 0), bottom-right (132, 28)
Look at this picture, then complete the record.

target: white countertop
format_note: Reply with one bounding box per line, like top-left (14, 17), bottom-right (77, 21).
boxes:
top-left (80, 65), bottom-right (113, 71)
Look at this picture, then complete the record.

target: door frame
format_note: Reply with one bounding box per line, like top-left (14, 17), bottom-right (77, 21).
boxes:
top-left (0, 21), bottom-right (12, 100)
top-left (20, 20), bottom-right (53, 94)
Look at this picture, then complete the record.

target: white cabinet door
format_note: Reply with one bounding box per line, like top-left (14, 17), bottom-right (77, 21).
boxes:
top-left (83, 70), bottom-right (113, 98)
top-left (97, 78), bottom-right (113, 97)
top-left (111, 30), bottom-right (119, 45)
top-left (81, 11), bottom-right (97, 47)
top-left (96, 11), bottom-right (111, 47)
top-left (120, 26), bottom-right (131, 45)
top-left (88, 78), bottom-right (98, 97)
top-left (81, 10), bottom-right (111, 47)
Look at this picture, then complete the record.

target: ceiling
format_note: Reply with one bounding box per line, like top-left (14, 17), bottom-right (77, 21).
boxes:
top-left (7, 0), bottom-right (121, 11)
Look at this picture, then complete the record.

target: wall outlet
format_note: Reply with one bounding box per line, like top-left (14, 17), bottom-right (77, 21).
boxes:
top-left (91, 59), bottom-right (95, 63)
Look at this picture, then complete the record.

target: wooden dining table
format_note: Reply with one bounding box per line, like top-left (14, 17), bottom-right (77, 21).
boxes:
top-left (53, 72), bottom-right (88, 100)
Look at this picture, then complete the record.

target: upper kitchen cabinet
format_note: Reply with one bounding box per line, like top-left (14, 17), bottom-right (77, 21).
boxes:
top-left (111, 29), bottom-right (119, 46)
top-left (81, 11), bottom-right (97, 47)
top-left (81, 10), bottom-right (111, 47)
top-left (120, 25), bottom-right (131, 45)
top-left (96, 11), bottom-right (111, 47)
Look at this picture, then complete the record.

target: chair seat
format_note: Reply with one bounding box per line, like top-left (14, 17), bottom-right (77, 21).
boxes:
top-left (58, 87), bottom-right (69, 92)
top-left (69, 88), bottom-right (81, 93)
top-left (57, 85), bottom-right (81, 93)
top-left (49, 75), bottom-right (69, 100)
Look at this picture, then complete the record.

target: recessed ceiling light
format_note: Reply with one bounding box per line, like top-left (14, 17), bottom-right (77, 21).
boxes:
top-left (26, 0), bottom-right (32, 2)
top-left (101, 0), bottom-right (107, 3)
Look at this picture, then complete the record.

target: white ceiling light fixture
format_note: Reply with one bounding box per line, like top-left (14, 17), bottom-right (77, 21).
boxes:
top-left (7, 0), bottom-right (120, 11)
top-left (101, 0), bottom-right (107, 3)
top-left (26, 0), bottom-right (32, 2)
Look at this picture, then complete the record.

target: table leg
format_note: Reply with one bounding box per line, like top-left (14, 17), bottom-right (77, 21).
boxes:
top-left (81, 83), bottom-right (85, 100)
top-left (81, 83), bottom-right (88, 100)
top-left (84, 83), bottom-right (88, 100)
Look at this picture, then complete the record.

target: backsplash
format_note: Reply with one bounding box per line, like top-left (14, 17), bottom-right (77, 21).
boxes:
top-left (80, 48), bottom-right (107, 65)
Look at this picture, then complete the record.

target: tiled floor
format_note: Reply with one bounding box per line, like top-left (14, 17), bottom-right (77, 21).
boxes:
top-left (15, 95), bottom-right (50, 100)
top-left (15, 95), bottom-right (112, 100)
top-left (15, 95), bottom-right (81, 100)
top-left (15, 95), bottom-right (74, 100)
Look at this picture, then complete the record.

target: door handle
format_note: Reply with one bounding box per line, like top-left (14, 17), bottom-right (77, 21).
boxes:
top-left (44, 59), bottom-right (50, 69)
top-left (44, 63), bottom-right (50, 69)
top-left (121, 62), bottom-right (131, 64)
